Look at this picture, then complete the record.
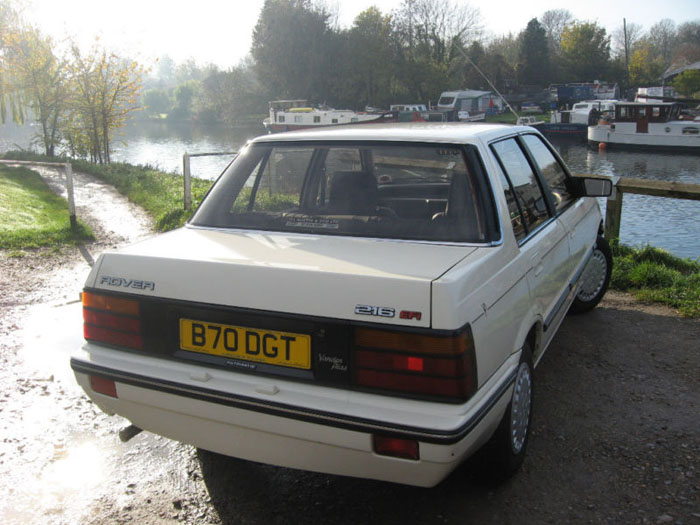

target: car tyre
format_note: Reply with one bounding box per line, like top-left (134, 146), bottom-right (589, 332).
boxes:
top-left (569, 236), bottom-right (612, 314)
top-left (479, 343), bottom-right (533, 482)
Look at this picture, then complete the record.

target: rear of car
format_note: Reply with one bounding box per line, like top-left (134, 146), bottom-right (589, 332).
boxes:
top-left (72, 123), bottom-right (606, 486)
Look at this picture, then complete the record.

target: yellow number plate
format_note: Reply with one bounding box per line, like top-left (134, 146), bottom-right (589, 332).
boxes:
top-left (179, 319), bottom-right (311, 370)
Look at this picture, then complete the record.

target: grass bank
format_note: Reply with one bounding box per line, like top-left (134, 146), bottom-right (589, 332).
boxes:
top-left (2, 151), bottom-right (214, 231)
top-left (0, 165), bottom-right (94, 249)
top-left (610, 241), bottom-right (700, 318)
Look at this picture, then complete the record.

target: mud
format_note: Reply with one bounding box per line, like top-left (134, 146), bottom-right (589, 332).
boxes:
top-left (0, 165), bottom-right (698, 524)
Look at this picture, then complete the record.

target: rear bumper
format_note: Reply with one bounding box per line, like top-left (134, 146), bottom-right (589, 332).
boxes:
top-left (71, 349), bottom-right (518, 487)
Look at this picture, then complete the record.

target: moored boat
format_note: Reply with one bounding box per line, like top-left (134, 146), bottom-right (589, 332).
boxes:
top-left (588, 101), bottom-right (700, 153)
top-left (264, 100), bottom-right (389, 133)
top-left (544, 100), bottom-right (617, 136)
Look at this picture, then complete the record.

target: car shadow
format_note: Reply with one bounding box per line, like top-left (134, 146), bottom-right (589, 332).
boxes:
top-left (196, 295), bottom-right (700, 524)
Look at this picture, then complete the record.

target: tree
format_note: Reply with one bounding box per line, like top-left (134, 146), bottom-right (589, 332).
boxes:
top-left (169, 79), bottom-right (199, 121)
top-left (612, 21), bottom-right (644, 60)
top-left (392, 0), bottom-right (483, 102)
top-left (539, 9), bottom-right (573, 83)
top-left (196, 61), bottom-right (267, 124)
top-left (251, 0), bottom-right (333, 102)
top-left (517, 18), bottom-right (550, 86)
top-left (672, 69), bottom-right (700, 96)
top-left (142, 88), bottom-right (171, 116)
top-left (560, 22), bottom-right (611, 81)
top-left (70, 44), bottom-right (144, 163)
top-left (648, 19), bottom-right (677, 64)
top-left (628, 42), bottom-right (666, 87)
top-left (670, 21), bottom-right (700, 68)
top-left (540, 9), bottom-right (573, 48)
top-left (343, 7), bottom-right (395, 108)
top-left (2, 26), bottom-right (69, 156)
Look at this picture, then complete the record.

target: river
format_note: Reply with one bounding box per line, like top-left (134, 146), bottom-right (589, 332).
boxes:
top-left (2, 119), bottom-right (699, 259)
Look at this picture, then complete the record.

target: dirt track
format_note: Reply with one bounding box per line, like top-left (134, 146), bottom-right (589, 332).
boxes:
top-left (0, 166), bottom-right (698, 524)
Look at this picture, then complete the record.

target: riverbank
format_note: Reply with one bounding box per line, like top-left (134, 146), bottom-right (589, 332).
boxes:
top-left (2, 154), bottom-right (699, 318)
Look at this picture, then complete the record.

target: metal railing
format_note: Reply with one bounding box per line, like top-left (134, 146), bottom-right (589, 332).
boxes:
top-left (182, 152), bottom-right (237, 211)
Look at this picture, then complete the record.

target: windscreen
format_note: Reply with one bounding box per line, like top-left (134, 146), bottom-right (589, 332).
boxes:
top-left (190, 141), bottom-right (496, 243)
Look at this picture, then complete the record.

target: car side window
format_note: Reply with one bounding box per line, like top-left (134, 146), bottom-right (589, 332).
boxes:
top-left (491, 138), bottom-right (550, 238)
top-left (521, 134), bottom-right (574, 213)
top-left (493, 162), bottom-right (526, 241)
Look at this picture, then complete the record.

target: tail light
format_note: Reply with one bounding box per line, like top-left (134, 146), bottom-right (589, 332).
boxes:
top-left (82, 291), bottom-right (143, 350)
top-left (373, 435), bottom-right (419, 460)
top-left (353, 326), bottom-right (477, 402)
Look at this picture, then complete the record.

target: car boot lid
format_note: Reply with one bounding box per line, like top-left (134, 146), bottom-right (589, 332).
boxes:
top-left (87, 226), bottom-right (477, 327)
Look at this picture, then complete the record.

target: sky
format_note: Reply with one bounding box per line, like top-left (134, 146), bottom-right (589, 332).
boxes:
top-left (22, 0), bottom-right (700, 70)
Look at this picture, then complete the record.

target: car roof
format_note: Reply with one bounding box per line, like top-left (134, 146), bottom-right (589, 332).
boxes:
top-left (252, 122), bottom-right (530, 145)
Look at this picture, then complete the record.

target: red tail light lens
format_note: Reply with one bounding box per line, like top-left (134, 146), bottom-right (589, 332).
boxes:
top-left (373, 435), bottom-right (419, 460)
top-left (90, 375), bottom-right (118, 398)
top-left (83, 291), bottom-right (143, 350)
top-left (353, 326), bottom-right (477, 402)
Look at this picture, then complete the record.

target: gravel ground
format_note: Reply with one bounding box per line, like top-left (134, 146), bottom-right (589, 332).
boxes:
top-left (0, 165), bottom-right (698, 524)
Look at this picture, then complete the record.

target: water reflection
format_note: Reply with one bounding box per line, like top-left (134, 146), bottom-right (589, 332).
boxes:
top-left (549, 136), bottom-right (700, 260)
top-left (111, 121), bottom-right (266, 178)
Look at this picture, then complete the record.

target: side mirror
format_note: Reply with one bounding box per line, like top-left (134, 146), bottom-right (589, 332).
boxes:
top-left (577, 176), bottom-right (613, 197)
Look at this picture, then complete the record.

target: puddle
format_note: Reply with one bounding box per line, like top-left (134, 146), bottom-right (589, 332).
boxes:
top-left (20, 301), bottom-right (84, 385)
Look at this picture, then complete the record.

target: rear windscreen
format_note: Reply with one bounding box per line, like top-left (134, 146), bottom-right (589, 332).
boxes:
top-left (190, 141), bottom-right (498, 243)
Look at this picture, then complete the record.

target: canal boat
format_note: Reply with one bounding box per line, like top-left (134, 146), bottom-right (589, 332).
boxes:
top-left (588, 101), bottom-right (700, 153)
top-left (544, 100), bottom-right (617, 136)
top-left (264, 100), bottom-right (388, 133)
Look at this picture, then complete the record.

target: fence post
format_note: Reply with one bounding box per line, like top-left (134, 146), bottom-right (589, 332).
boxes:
top-left (605, 179), bottom-right (623, 240)
top-left (183, 153), bottom-right (192, 211)
top-left (64, 163), bottom-right (77, 229)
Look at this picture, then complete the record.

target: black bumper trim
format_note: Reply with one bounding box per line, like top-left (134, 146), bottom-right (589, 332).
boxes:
top-left (71, 357), bottom-right (515, 445)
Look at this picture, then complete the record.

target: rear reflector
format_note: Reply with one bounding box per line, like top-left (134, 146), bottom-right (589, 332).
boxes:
top-left (83, 291), bottom-right (143, 350)
top-left (354, 326), bottom-right (477, 402)
top-left (373, 435), bottom-right (419, 460)
top-left (90, 375), bottom-right (118, 398)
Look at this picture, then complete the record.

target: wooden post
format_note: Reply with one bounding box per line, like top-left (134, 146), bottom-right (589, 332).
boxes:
top-left (602, 176), bottom-right (622, 240)
top-left (64, 163), bottom-right (78, 229)
top-left (183, 153), bottom-right (192, 211)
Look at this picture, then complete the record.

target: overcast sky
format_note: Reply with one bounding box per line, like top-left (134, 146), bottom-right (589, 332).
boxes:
top-left (24, 0), bottom-right (700, 69)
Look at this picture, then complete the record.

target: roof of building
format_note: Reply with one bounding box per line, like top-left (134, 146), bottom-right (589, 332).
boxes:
top-left (662, 61), bottom-right (700, 80)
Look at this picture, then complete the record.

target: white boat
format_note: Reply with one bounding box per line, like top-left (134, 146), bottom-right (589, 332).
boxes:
top-left (545, 100), bottom-right (617, 136)
top-left (516, 116), bottom-right (544, 128)
top-left (588, 101), bottom-right (700, 152)
top-left (263, 100), bottom-right (386, 133)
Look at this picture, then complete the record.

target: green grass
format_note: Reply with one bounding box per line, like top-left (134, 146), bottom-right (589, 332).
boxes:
top-left (2, 151), bottom-right (214, 232)
top-left (610, 240), bottom-right (700, 318)
top-left (0, 165), bottom-right (94, 249)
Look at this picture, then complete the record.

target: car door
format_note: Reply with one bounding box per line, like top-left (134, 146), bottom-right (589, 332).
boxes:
top-left (519, 134), bottom-right (599, 287)
top-left (490, 137), bottom-right (571, 359)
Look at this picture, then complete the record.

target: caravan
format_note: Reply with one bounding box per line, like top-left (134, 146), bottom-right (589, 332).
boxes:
top-left (437, 90), bottom-right (502, 121)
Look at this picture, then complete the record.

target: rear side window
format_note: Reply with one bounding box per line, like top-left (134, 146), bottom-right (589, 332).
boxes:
top-left (521, 134), bottom-right (574, 213)
top-left (491, 138), bottom-right (550, 237)
top-left (191, 142), bottom-right (497, 243)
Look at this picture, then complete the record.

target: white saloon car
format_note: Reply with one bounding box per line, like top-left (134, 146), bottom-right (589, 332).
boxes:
top-left (72, 123), bottom-right (612, 487)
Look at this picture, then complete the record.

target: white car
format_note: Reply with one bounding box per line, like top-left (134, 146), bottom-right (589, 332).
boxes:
top-left (72, 123), bottom-right (612, 487)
